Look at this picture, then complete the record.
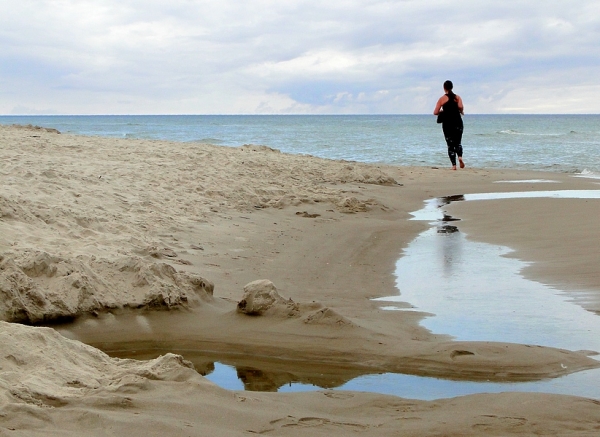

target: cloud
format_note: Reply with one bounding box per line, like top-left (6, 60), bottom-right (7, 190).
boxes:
top-left (0, 0), bottom-right (599, 114)
top-left (10, 105), bottom-right (60, 115)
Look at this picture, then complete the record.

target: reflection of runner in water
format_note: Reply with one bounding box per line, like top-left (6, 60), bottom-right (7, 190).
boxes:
top-left (434, 80), bottom-right (465, 170)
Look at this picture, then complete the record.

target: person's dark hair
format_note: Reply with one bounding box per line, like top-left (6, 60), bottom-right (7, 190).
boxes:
top-left (444, 80), bottom-right (456, 101)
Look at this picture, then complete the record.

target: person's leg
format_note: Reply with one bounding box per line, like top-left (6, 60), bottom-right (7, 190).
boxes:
top-left (446, 142), bottom-right (457, 169)
top-left (455, 125), bottom-right (465, 168)
top-left (457, 144), bottom-right (464, 168)
top-left (443, 125), bottom-right (458, 169)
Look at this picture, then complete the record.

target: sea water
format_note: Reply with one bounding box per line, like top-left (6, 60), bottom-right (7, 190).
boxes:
top-left (1, 114), bottom-right (599, 174)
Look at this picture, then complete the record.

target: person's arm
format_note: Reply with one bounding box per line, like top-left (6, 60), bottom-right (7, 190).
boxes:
top-left (433, 96), bottom-right (448, 115)
top-left (457, 95), bottom-right (464, 115)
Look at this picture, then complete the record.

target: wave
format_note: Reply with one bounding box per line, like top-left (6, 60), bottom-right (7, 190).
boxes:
top-left (574, 169), bottom-right (600, 179)
top-left (498, 129), bottom-right (561, 137)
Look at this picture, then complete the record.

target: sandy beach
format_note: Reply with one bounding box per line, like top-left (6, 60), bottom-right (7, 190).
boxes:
top-left (2, 123), bottom-right (600, 436)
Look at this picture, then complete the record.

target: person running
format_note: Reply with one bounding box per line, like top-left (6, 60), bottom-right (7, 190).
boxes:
top-left (434, 80), bottom-right (465, 170)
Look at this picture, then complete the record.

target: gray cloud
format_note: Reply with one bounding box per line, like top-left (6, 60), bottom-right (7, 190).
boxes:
top-left (1, 0), bottom-right (599, 114)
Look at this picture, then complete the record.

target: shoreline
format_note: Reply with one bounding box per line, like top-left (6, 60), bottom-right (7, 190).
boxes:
top-left (3, 115), bottom-right (600, 175)
top-left (2, 125), bottom-right (600, 435)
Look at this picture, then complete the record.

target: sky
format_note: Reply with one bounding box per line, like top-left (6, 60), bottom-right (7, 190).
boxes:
top-left (1, 0), bottom-right (599, 115)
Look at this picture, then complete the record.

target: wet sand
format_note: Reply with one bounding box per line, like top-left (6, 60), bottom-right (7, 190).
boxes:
top-left (2, 124), bottom-right (600, 435)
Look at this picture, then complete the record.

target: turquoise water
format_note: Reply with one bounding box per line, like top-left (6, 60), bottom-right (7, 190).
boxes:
top-left (1, 114), bottom-right (599, 173)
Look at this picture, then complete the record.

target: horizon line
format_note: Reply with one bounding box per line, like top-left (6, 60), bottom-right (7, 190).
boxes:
top-left (1, 113), bottom-right (599, 117)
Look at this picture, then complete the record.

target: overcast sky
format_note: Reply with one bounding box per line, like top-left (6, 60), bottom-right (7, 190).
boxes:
top-left (1, 0), bottom-right (599, 115)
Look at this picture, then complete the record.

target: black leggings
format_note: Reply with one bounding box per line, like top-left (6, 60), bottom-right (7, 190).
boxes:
top-left (442, 123), bottom-right (463, 166)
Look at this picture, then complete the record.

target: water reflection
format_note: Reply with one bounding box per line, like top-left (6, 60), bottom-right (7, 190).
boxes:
top-left (340, 367), bottom-right (600, 401)
top-left (411, 190), bottom-right (600, 222)
top-left (376, 228), bottom-right (600, 351)
top-left (439, 228), bottom-right (462, 278)
top-left (377, 190), bottom-right (600, 352)
top-left (108, 348), bottom-right (600, 400)
top-left (108, 348), bottom-right (367, 392)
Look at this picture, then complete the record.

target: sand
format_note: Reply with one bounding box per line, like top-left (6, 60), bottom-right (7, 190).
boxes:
top-left (1, 124), bottom-right (600, 435)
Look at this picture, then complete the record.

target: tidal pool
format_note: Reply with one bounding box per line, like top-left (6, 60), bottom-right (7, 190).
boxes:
top-left (377, 190), bottom-right (600, 351)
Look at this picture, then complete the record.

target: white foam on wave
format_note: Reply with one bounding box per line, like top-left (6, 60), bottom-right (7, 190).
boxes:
top-left (575, 169), bottom-right (600, 180)
top-left (498, 129), bottom-right (561, 136)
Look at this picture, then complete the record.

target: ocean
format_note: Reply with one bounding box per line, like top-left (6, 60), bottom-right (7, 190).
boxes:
top-left (1, 114), bottom-right (599, 174)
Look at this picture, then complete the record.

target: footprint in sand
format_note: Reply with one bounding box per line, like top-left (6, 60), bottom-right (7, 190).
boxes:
top-left (266, 415), bottom-right (370, 431)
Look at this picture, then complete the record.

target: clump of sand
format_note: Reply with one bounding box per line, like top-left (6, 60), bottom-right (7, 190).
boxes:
top-left (0, 250), bottom-right (213, 323)
top-left (237, 279), bottom-right (356, 326)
